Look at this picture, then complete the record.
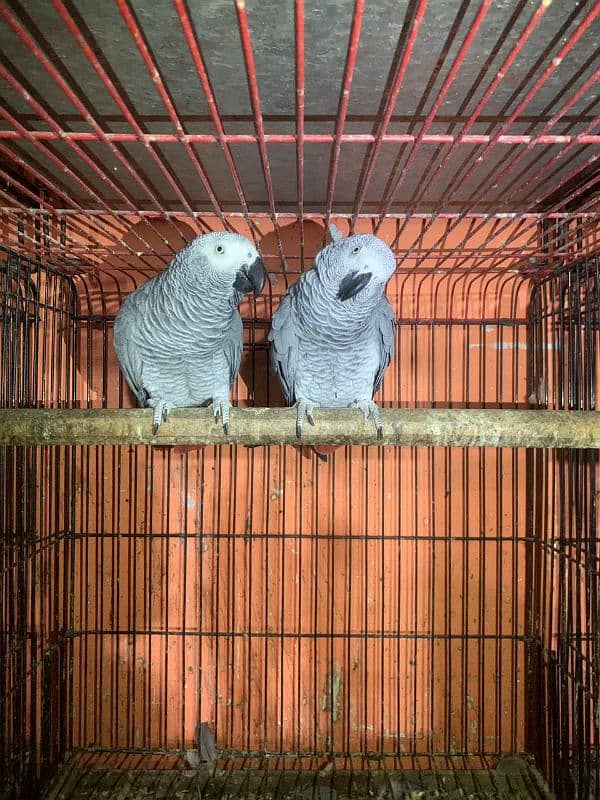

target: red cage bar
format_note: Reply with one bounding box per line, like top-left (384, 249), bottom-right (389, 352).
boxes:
top-left (234, 0), bottom-right (286, 265)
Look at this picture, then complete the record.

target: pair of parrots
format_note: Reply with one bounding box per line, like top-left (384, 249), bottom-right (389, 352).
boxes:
top-left (113, 228), bottom-right (396, 439)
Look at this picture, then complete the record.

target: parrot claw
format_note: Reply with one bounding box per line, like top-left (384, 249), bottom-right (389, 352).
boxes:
top-left (149, 399), bottom-right (174, 434)
top-left (210, 397), bottom-right (231, 434)
top-left (295, 399), bottom-right (316, 438)
top-left (355, 400), bottom-right (383, 439)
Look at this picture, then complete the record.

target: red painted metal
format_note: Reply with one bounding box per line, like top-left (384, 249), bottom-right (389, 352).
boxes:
top-left (407, 2), bottom-right (600, 271)
top-left (418, 158), bottom-right (600, 276)
top-left (295, 0), bottom-right (306, 267)
top-left (114, 0), bottom-right (228, 223)
top-left (396, 0), bottom-right (551, 225)
top-left (0, 100), bottom-right (170, 265)
top-left (489, 83), bottom-right (600, 201)
top-left (446, 2), bottom-right (600, 208)
top-left (350, 0), bottom-right (428, 231)
top-left (172, 0), bottom-right (259, 242)
top-left (373, 0), bottom-right (495, 232)
top-left (1, 3), bottom-right (170, 224)
top-left (1, 208), bottom-right (592, 222)
top-left (0, 0), bottom-right (596, 279)
top-left (51, 0), bottom-right (206, 226)
top-left (0, 104), bottom-right (117, 217)
top-left (418, 119), bottom-right (600, 274)
top-left (324, 0), bottom-right (365, 228)
top-left (0, 129), bottom-right (598, 147)
top-left (234, 0), bottom-right (286, 267)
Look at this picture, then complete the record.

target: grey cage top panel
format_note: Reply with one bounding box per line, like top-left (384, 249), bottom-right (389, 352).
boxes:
top-left (0, 0), bottom-right (598, 215)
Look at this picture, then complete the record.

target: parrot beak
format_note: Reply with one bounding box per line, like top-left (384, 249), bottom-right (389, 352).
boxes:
top-left (234, 256), bottom-right (267, 294)
top-left (337, 270), bottom-right (372, 301)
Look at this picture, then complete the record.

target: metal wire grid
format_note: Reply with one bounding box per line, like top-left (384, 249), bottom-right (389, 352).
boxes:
top-left (0, 238), bottom-right (535, 799)
top-left (0, 0), bottom-right (599, 797)
top-left (0, 0), bottom-right (598, 274)
top-left (44, 752), bottom-right (553, 800)
top-left (1, 243), bottom-right (597, 799)
top-left (0, 248), bottom-right (77, 795)
top-left (2, 239), bottom-right (599, 798)
top-left (527, 256), bottom-right (600, 799)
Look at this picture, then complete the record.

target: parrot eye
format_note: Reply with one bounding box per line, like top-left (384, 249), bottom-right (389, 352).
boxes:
top-left (352, 245), bottom-right (361, 254)
top-left (216, 245), bottom-right (224, 254)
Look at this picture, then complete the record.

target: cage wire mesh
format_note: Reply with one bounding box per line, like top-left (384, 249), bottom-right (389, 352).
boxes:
top-left (0, 0), bottom-right (599, 798)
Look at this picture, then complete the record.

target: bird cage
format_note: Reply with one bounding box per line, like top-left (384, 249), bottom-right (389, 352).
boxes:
top-left (0, 1), bottom-right (599, 798)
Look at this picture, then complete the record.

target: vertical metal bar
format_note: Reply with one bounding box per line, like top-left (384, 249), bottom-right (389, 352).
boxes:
top-left (113, 0), bottom-right (227, 223)
top-left (399, 0), bottom-right (551, 225)
top-left (234, 0), bottom-right (286, 270)
top-left (410, 7), bottom-right (600, 269)
top-left (323, 0), bottom-right (365, 230)
top-left (4, 3), bottom-right (173, 237)
top-left (374, 0), bottom-right (494, 231)
top-left (350, 0), bottom-right (427, 229)
top-left (172, 0), bottom-right (260, 243)
top-left (294, 0), bottom-right (306, 269)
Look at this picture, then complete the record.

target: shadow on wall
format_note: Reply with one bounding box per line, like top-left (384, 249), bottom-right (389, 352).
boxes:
top-left (238, 219), bottom-right (329, 408)
top-left (78, 219), bottom-right (199, 411)
top-left (78, 218), bottom-right (339, 441)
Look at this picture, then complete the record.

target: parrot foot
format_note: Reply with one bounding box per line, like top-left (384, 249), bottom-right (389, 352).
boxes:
top-left (150, 399), bottom-right (175, 434)
top-left (295, 399), bottom-right (316, 438)
top-left (210, 397), bottom-right (231, 435)
top-left (355, 399), bottom-right (383, 439)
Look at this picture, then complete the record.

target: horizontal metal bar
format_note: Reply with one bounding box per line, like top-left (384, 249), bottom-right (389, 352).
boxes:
top-left (1, 408), bottom-right (599, 448)
top-left (59, 531), bottom-right (538, 542)
top-left (2, 207), bottom-right (596, 221)
top-left (0, 129), bottom-right (597, 145)
top-left (71, 744), bottom-right (522, 760)
top-left (64, 628), bottom-right (527, 640)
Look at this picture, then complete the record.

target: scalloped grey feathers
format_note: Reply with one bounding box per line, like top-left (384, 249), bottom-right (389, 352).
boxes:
top-left (269, 233), bottom-right (397, 437)
top-left (113, 232), bottom-right (266, 434)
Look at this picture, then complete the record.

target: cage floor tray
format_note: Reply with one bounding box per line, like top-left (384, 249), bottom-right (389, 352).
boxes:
top-left (45, 754), bottom-right (553, 800)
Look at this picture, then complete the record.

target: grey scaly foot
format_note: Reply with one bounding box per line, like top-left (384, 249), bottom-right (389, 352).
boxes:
top-left (355, 399), bottom-right (383, 439)
top-left (210, 397), bottom-right (232, 434)
top-left (295, 399), bottom-right (316, 438)
top-left (149, 399), bottom-right (174, 435)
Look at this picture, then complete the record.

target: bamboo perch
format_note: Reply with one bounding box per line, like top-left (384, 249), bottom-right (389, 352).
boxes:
top-left (0, 408), bottom-right (599, 448)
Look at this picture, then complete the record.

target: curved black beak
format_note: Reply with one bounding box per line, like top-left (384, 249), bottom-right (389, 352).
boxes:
top-left (337, 270), bottom-right (372, 301)
top-left (234, 256), bottom-right (266, 294)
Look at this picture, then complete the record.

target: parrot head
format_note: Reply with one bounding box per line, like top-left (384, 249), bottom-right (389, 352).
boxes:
top-left (175, 232), bottom-right (266, 295)
top-left (318, 234), bottom-right (396, 302)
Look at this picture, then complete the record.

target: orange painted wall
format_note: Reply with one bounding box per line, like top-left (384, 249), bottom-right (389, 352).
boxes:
top-left (61, 217), bottom-right (536, 758)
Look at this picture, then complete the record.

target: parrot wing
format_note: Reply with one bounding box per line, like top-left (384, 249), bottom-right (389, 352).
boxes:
top-left (113, 310), bottom-right (147, 407)
top-left (223, 310), bottom-right (244, 389)
top-left (372, 295), bottom-right (396, 394)
top-left (269, 274), bottom-right (312, 405)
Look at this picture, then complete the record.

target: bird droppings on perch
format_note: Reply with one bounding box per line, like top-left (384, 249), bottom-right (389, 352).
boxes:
top-left (1, 407), bottom-right (600, 449)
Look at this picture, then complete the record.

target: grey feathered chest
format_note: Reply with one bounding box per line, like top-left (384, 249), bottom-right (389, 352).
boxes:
top-left (294, 315), bottom-right (383, 406)
top-left (269, 269), bottom-right (396, 408)
top-left (113, 270), bottom-right (242, 408)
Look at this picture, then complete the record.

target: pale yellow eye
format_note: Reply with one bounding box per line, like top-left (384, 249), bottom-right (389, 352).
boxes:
top-left (216, 244), bottom-right (224, 254)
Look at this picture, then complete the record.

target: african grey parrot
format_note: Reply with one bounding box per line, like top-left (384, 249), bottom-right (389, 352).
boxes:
top-left (113, 231), bottom-right (266, 434)
top-left (269, 231), bottom-right (396, 438)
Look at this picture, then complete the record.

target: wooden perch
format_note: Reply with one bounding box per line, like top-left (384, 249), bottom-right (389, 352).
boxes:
top-left (0, 407), bottom-right (599, 448)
